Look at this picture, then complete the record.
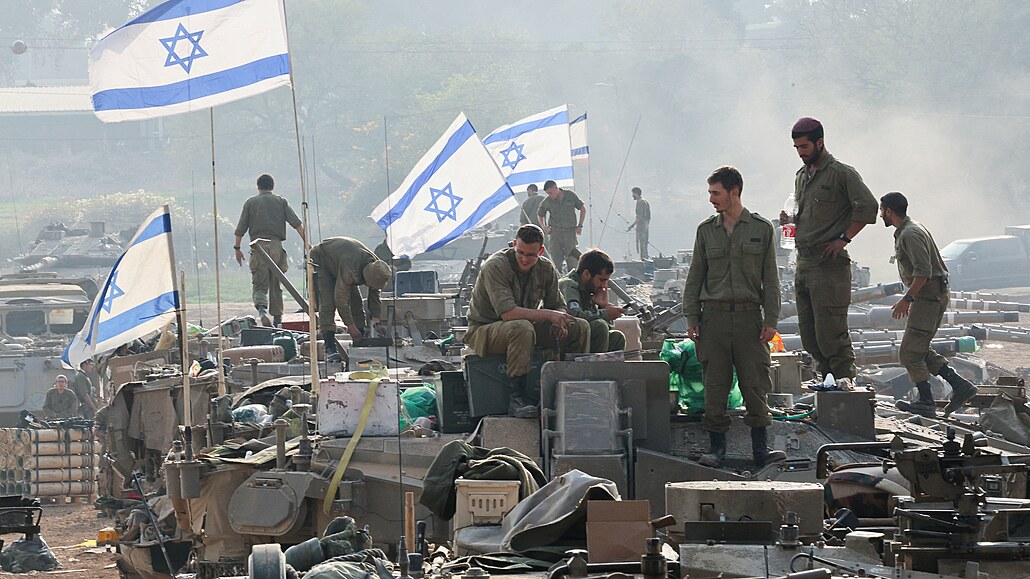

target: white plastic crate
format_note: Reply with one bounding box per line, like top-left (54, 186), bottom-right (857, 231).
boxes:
top-left (453, 478), bottom-right (520, 529)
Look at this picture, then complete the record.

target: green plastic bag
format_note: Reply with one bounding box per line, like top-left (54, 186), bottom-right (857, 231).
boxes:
top-left (399, 384), bottom-right (437, 430)
top-left (660, 338), bottom-right (742, 414)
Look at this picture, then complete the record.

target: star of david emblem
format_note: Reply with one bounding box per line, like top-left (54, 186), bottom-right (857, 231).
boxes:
top-left (425, 183), bottom-right (462, 222)
top-left (102, 272), bottom-right (125, 313)
top-left (160, 23), bottom-right (208, 74)
top-left (499, 141), bottom-right (527, 170)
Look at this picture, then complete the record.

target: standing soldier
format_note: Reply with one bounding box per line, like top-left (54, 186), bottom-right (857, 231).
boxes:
top-left (559, 249), bottom-right (627, 353)
top-left (520, 184), bottom-right (545, 228)
top-left (880, 192), bottom-right (978, 417)
top-left (683, 166), bottom-right (785, 468)
top-left (234, 173), bottom-right (307, 327)
top-left (782, 117), bottom-right (878, 387)
top-left (70, 359), bottom-right (98, 419)
top-left (626, 187), bottom-right (651, 259)
top-left (537, 180), bottom-right (586, 272)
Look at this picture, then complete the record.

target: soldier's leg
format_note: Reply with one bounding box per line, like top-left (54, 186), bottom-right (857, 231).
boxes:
top-left (466, 320), bottom-right (536, 377)
top-left (637, 226), bottom-right (649, 260)
top-left (267, 242), bottom-right (288, 317)
top-left (732, 310), bottom-right (773, 429)
top-left (588, 319), bottom-right (609, 353)
top-left (348, 285), bottom-right (367, 332)
top-left (608, 329), bottom-right (626, 352)
top-left (697, 310), bottom-right (733, 434)
top-left (565, 241), bottom-right (581, 272)
top-left (317, 270), bottom-right (337, 333)
top-left (810, 259), bottom-right (856, 379)
top-left (249, 250), bottom-right (270, 314)
top-left (794, 259), bottom-right (829, 376)
top-left (900, 298), bottom-right (945, 383)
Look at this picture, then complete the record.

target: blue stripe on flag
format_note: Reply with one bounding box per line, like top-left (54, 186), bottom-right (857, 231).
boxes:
top-left (92, 54), bottom-right (290, 112)
top-left (571, 147), bottom-right (589, 157)
top-left (482, 110), bottom-right (569, 145)
top-left (94, 291), bottom-right (180, 344)
top-left (131, 212), bottom-right (173, 248)
top-left (570, 113), bottom-right (587, 124)
top-left (505, 166), bottom-right (575, 187)
top-left (376, 121), bottom-right (477, 230)
top-left (122, 0), bottom-right (246, 28)
top-left (425, 184), bottom-right (516, 253)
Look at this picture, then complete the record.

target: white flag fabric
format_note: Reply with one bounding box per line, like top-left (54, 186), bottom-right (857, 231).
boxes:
top-left (484, 105), bottom-right (574, 189)
top-left (62, 206), bottom-right (179, 367)
top-left (569, 112), bottom-right (589, 160)
top-left (89, 0), bottom-right (291, 123)
top-left (370, 114), bottom-right (517, 259)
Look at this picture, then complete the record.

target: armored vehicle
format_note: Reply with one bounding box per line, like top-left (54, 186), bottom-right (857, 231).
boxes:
top-left (12, 221), bottom-right (128, 278)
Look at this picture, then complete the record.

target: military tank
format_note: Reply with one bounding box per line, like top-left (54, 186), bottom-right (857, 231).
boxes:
top-left (11, 221), bottom-right (129, 278)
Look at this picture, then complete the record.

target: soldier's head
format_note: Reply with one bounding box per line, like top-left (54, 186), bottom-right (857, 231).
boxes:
top-left (791, 117), bottom-right (825, 166)
top-left (707, 166), bottom-right (743, 214)
top-left (362, 260), bottom-right (392, 290)
top-left (257, 173), bottom-right (275, 191)
top-left (79, 359), bottom-right (93, 371)
top-left (577, 248), bottom-right (614, 294)
top-left (513, 224), bottom-right (545, 273)
top-left (543, 180), bottom-right (560, 199)
top-left (880, 191), bottom-right (908, 228)
top-left (631, 187), bottom-right (642, 200)
top-left (54, 375), bottom-right (68, 392)
top-left (526, 184), bottom-right (539, 197)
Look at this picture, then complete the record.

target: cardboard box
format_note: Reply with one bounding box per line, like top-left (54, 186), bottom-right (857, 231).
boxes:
top-left (586, 500), bottom-right (651, 563)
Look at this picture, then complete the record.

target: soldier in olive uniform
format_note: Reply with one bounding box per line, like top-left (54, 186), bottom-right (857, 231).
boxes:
top-left (70, 359), bottom-right (98, 419)
top-left (683, 166), bottom-right (786, 468)
top-left (310, 237), bottom-right (392, 357)
top-left (42, 375), bottom-right (81, 419)
top-left (463, 224), bottom-right (590, 418)
top-left (626, 187), bottom-right (651, 260)
top-left (537, 180), bottom-right (586, 272)
top-left (520, 184), bottom-right (545, 228)
top-left (234, 173), bottom-right (307, 327)
top-left (559, 249), bottom-right (627, 353)
top-left (782, 117), bottom-right (878, 384)
top-left (880, 192), bottom-right (978, 418)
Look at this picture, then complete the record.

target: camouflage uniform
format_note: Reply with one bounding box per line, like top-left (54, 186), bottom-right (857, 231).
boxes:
top-left (464, 248), bottom-right (589, 377)
top-left (537, 189), bottom-right (585, 271)
top-left (558, 271), bottom-right (626, 353)
top-left (682, 208), bottom-right (780, 433)
top-left (234, 190), bottom-right (302, 317)
top-left (793, 153), bottom-right (878, 379)
top-left (310, 237), bottom-right (382, 333)
top-left (893, 217), bottom-right (950, 381)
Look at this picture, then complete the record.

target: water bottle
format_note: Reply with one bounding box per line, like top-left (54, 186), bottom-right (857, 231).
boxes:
top-left (780, 193), bottom-right (797, 250)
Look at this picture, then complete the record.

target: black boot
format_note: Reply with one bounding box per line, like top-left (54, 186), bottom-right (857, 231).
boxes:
top-left (939, 365), bottom-right (978, 416)
top-left (698, 431), bottom-right (726, 468)
top-left (895, 380), bottom-right (936, 418)
top-left (508, 376), bottom-right (538, 419)
top-left (324, 331), bottom-right (341, 363)
top-left (752, 427), bottom-right (787, 467)
top-left (273, 315), bottom-right (282, 328)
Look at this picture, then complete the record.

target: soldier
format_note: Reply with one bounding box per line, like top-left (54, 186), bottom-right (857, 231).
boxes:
top-left (70, 359), bottom-right (98, 419)
top-left (782, 117), bottom-right (878, 386)
top-left (519, 184), bottom-right (544, 228)
top-left (42, 374), bottom-right (81, 419)
top-left (537, 180), bottom-right (586, 272)
top-left (626, 187), bottom-right (651, 260)
top-left (463, 224), bottom-right (589, 418)
top-left (234, 173), bottom-right (306, 327)
top-left (310, 237), bottom-right (392, 357)
top-left (559, 248), bottom-right (627, 353)
top-left (683, 166), bottom-right (785, 468)
top-left (880, 192), bottom-right (978, 418)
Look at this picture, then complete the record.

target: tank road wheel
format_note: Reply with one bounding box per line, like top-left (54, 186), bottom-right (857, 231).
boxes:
top-left (249, 544), bottom-right (286, 579)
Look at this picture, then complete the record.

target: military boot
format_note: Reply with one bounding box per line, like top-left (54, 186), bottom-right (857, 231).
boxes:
top-left (508, 376), bottom-right (538, 419)
top-left (698, 431), bottom-right (726, 468)
top-left (257, 306), bottom-right (272, 327)
top-left (324, 331), bottom-right (341, 364)
top-left (939, 365), bottom-right (978, 417)
top-left (752, 427), bottom-right (787, 467)
top-left (273, 315), bottom-right (282, 328)
top-left (895, 380), bottom-right (937, 418)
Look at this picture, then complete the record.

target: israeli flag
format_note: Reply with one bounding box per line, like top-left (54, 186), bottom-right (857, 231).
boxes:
top-left (484, 105), bottom-right (575, 189)
top-left (370, 114), bottom-right (517, 259)
top-left (89, 0), bottom-right (291, 123)
top-left (570, 112), bottom-right (589, 160)
top-left (62, 206), bottom-right (179, 368)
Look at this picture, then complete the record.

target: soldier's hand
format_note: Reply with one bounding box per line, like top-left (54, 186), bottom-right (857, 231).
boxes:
top-left (606, 305), bottom-right (625, 320)
top-left (822, 238), bottom-right (848, 259)
top-left (347, 323), bottom-right (364, 338)
top-left (891, 299), bottom-right (911, 319)
top-left (760, 326), bottom-right (777, 343)
top-left (542, 225), bottom-right (551, 235)
top-left (235, 248), bottom-right (245, 265)
top-left (687, 325), bottom-right (700, 340)
top-left (576, 226), bottom-right (583, 235)
top-left (779, 210), bottom-right (791, 225)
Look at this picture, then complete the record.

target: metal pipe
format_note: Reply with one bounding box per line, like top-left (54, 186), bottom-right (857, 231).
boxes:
top-left (274, 418), bottom-right (288, 470)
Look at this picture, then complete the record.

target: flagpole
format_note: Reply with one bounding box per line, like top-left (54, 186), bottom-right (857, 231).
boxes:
top-left (281, 0), bottom-right (321, 398)
top-left (177, 271), bottom-right (193, 428)
top-left (209, 108), bottom-right (227, 397)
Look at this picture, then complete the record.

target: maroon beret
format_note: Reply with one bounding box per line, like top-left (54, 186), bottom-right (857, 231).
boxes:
top-left (792, 116), bottom-right (822, 133)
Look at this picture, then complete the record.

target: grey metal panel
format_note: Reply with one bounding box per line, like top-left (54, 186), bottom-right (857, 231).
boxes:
top-left (634, 448), bottom-right (745, 520)
top-left (540, 361), bottom-right (671, 452)
top-left (555, 380), bottom-right (621, 454)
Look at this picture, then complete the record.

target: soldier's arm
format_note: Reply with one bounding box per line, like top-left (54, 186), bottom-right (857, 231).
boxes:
top-left (761, 225), bottom-right (781, 326)
top-left (902, 231), bottom-right (934, 280)
top-left (559, 279), bottom-right (603, 322)
top-left (682, 227), bottom-right (707, 328)
top-left (845, 168), bottom-right (878, 234)
top-left (234, 203), bottom-right (249, 264)
top-left (367, 287), bottom-right (382, 322)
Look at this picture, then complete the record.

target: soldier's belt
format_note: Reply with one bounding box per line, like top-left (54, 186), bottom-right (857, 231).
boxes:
top-left (702, 301), bottom-right (761, 312)
top-left (795, 245), bottom-right (826, 258)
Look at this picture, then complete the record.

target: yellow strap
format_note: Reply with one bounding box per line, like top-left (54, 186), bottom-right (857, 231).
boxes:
top-left (322, 361), bottom-right (388, 514)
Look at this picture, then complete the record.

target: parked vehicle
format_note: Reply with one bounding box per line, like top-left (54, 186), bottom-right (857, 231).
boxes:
top-left (941, 225), bottom-right (1030, 290)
